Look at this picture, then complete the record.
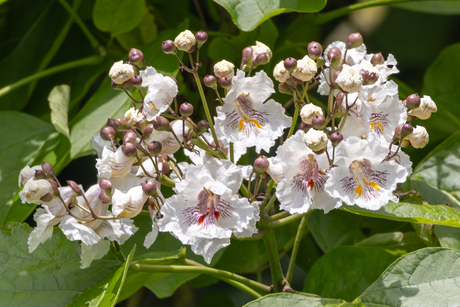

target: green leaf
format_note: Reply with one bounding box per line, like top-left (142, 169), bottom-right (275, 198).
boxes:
top-left (0, 224), bottom-right (120, 306)
top-left (355, 232), bottom-right (425, 256)
top-left (406, 178), bottom-right (460, 210)
top-left (48, 84), bottom-right (70, 138)
top-left (394, 1), bottom-right (460, 15)
top-left (356, 248), bottom-right (460, 306)
top-left (212, 0), bottom-right (326, 31)
top-left (434, 225), bottom-right (460, 250)
top-left (93, 0), bottom-right (145, 36)
top-left (0, 112), bottom-right (70, 229)
top-left (68, 245), bottom-right (136, 306)
top-left (243, 293), bottom-right (345, 307)
top-left (115, 9), bottom-right (158, 51)
top-left (340, 201), bottom-right (460, 227)
top-left (303, 246), bottom-right (397, 302)
top-left (308, 210), bottom-right (366, 253)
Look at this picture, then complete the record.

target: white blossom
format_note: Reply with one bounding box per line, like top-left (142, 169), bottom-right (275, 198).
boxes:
top-left (214, 60), bottom-right (235, 79)
top-left (18, 165), bottom-right (42, 187)
top-left (273, 61), bottom-right (290, 82)
top-left (109, 61), bottom-right (135, 84)
top-left (19, 179), bottom-right (54, 204)
top-left (292, 55), bottom-right (317, 82)
top-left (300, 104), bottom-right (324, 125)
top-left (336, 64), bottom-right (363, 93)
top-left (251, 41), bottom-right (272, 63)
top-left (174, 30), bottom-right (195, 52)
top-left (408, 95), bottom-right (437, 120)
top-left (112, 186), bottom-right (148, 218)
top-left (404, 125), bottom-right (429, 148)
top-left (304, 129), bottom-right (328, 152)
top-left (124, 107), bottom-right (146, 127)
top-left (96, 146), bottom-right (137, 179)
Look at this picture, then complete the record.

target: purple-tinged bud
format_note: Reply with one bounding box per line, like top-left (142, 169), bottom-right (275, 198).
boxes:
top-left (99, 178), bottom-right (113, 190)
top-left (180, 102), bottom-right (194, 118)
top-left (204, 75), bottom-right (217, 88)
top-left (67, 180), bottom-right (83, 195)
top-left (210, 140), bottom-right (224, 151)
top-left (278, 82), bottom-right (292, 95)
top-left (40, 192), bottom-right (54, 202)
top-left (142, 124), bottom-right (154, 140)
top-left (111, 81), bottom-right (125, 91)
top-left (298, 122), bottom-right (310, 132)
top-left (99, 189), bottom-right (112, 203)
top-left (152, 116), bottom-right (172, 132)
top-left (123, 130), bottom-right (137, 144)
top-left (122, 143), bottom-right (137, 157)
top-left (34, 169), bottom-right (48, 180)
top-left (195, 30), bottom-right (208, 48)
top-left (327, 47), bottom-right (342, 70)
top-left (371, 52), bottom-right (385, 66)
top-left (361, 70), bottom-right (378, 85)
top-left (142, 181), bottom-right (158, 196)
top-left (129, 48), bottom-right (145, 68)
top-left (186, 44), bottom-right (196, 54)
top-left (254, 155), bottom-right (269, 174)
top-left (148, 141), bottom-right (162, 156)
top-left (131, 75), bottom-right (143, 88)
top-left (401, 139), bottom-right (411, 148)
top-left (331, 70), bottom-right (341, 88)
top-left (106, 118), bottom-right (116, 128)
top-left (335, 92), bottom-right (345, 111)
top-left (162, 159), bottom-right (170, 174)
top-left (311, 116), bottom-right (326, 130)
top-left (283, 57), bottom-right (297, 73)
top-left (393, 123), bottom-right (413, 141)
top-left (123, 79), bottom-right (133, 88)
top-left (112, 118), bottom-right (130, 132)
top-left (308, 42), bottom-right (322, 60)
top-left (196, 120), bottom-right (210, 136)
top-left (49, 179), bottom-right (60, 196)
top-left (41, 162), bottom-right (55, 178)
top-left (347, 32), bottom-right (363, 49)
top-left (218, 77), bottom-right (232, 89)
top-left (254, 53), bottom-right (269, 66)
top-left (317, 56), bottom-right (325, 67)
top-left (162, 40), bottom-right (176, 54)
top-left (406, 93), bottom-right (421, 111)
top-left (330, 132), bottom-right (343, 146)
top-left (242, 46), bottom-right (253, 64)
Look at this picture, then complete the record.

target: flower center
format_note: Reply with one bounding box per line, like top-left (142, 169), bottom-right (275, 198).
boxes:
top-left (292, 154), bottom-right (327, 194)
top-left (369, 112), bottom-right (390, 137)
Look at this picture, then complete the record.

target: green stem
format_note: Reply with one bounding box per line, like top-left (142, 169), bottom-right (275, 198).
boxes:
top-left (286, 216), bottom-right (309, 284)
top-left (269, 211), bottom-right (311, 229)
top-left (287, 91), bottom-right (299, 138)
top-left (58, 0), bottom-right (100, 49)
top-left (0, 56), bottom-right (103, 98)
top-left (264, 192), bottom-right (277, 214)
top-left (262, 228), bottom-right (287, 292)
top-left (264, 211), bottom-right (290, 223)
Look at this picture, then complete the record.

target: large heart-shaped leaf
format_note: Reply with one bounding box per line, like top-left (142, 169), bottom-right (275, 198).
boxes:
top-left (93, 0), bottom-right (145, 36)
top-left (243, 293), bottom-right (346, 307)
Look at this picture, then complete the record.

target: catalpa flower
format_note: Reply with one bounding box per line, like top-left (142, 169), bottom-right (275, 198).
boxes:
top-left (215, 70), bottom-right (292, 153)
top-left (325, 134), bottom-right (411, 210)
top-left (159, 159), bottom-right (259, 263)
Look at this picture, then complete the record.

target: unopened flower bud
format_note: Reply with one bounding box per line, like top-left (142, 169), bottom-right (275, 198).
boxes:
top-left (67, 180), bottom-right (83, 195)
top-left (283, 57), bottom-right (297, 73)
top-left (336, 64), bottom-right (362, 93)
top-left (254, 53), bottom-right (269, 66)
top-left (214, 60), bottom-right (235, 78)
top-left (393, 123), bottom-right (413, 141)
top-left (252, 41), bottom-right (272, 63)
top-left (401, 139), bottom-right (411, 148)
top-left (335, 92), bottom-right (345, 111)
top-left (298, 122), bottom-right (310, 132)
top-left (123, 79), bottom-right (133, 88)
top-left (40, 192), bottom-right (54, 203)
top-left (142, 124), bottom-right (154, 140)
top-left (111, 81), bottom-right (125, 91)
top-left (112, 118), bottom-right (130, 132)
top-left (195, 30), bottom-right (208, 48)
top-left (196, 120), bottom-right (210, 136)
top-left (109, 61), bottom-right (135, 84)
top-left (152, 116), bottom-right (172, 132)
top-left (129, 48), bottom-right (145, 68)
top-left (161, 159), bottom-right (170, 174)
top-left (186, 44), bottom-right (196, 54)
top-left (404, 125), bottom-right (429, 148)
top-left (311, 115), bottom-right (326, 130)
top-left (327, 47), bottom-right (342, 70)
top-left (347, 32), bottom-right (363, 49)
top-left (142, 181), bottom-right (158, 196)
top-left (304, 129), bottom-right (328, 152)
top-left (371, 52), bottom-right (385, 66)
top-left (122, 143), bottom-right (137, 157)
top-left (317, 56), bottom-right (326, 67)
top-left (292, 55), bottom-right (317, 82)
top-left (99, 178), bottom-right (113, 190)
top-left (330, 132), bottom-right (343, 146)
top-left (278, 82), bottom-right (292, 95)
top-left (122, 130), bottom-right (136, 144)
top-left (131, 75), bottom-right (143, 88)
top-left (99, 189), bottom-right (112, 203)
top-left (273, 61), bottom-right (290, 83)
top-left (218, 77), bottom-right (232, 89)
top-left (204, 75), bottom-right (217, 88)
top-left (41, 162), bottom-right (55, 178)
top-left (242, 46), bottom-right (253, 64)
top-left (407, 95), bottom-right (437, 120)
top-left (174, 30), bottom-right (195, 52)
top-left (34, 169), bottom-right (48, 180)
top-left (180, 102), bottom-right (194, 118)
top-left (100, 126), bottom-right (116, 142)
top-left (254, 155), bottom-right (269, 174)
top-left (161, 40), bottom-right (176, 54)
top-left (210, 140), bottom-right (224, 151)
top-left (361, 69), bottom-right (378, 85)
top-left (148, 141), bottom-right (162, 156)
top-left (300, 104), bottom-right (324, 125)
top-left (331, 70), bottom-right (341, 88)
top-left (406, 93), bottom-right (421, 111)
top-left (49, 179), bottom-right (60, 196)
top-left (21, 179), bottom-right (55, 204)
top-left (308, 42), bottom-right (322, 60)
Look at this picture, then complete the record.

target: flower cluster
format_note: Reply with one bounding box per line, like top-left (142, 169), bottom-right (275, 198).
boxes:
top-left (18, 30), bottom-right (435, 267)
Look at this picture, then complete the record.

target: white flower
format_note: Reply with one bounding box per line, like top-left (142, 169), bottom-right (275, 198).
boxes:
top-left (336, 64), bottom-right (363, 93)
top-left (325, 134), bottom-right (411, 210)
top-left (19, 179), bottom-right (54, 204)
top-left (174, 30), bottom-right (195, 52)
top-left (214, 60), bottom-right (235, 79)
top-left (292, 55), bottom-right (317, 82)
top-left (112, 186), bottom-right (148, 218)
top-left (304, 129), bottom-right (328, 152)
top-left (96, 146), bottom-right (137, 179)
top-left (404, 125), bottom-right (429, 148)
top-left (18, 165), bottom-right (42, 187)
top-left (92, 133), bottom-right (112, 158)
top-left (273, 61), bottom-right (290, 82)
top-left (408, 95), bottom-right (437, 120)
top-left (215, 70), bottom-right (292, 153)
top-left (146, 119), bottom-right (192, 156)
top-left (109, 61), bottom-right (135, 84)
top-left (124, 107), bottom-right (146, 127)
top-left (300, 104), bottom-right (324, 125)
top-left (158, 159), bottom-right (259, 264)
top-left (252, 41), bottom-right (272, 63)
top-left (144, 200), bottom-right (162, 249)
top-left (323, 41), bottom-right (367, 67)
top-left (272, 131), bottom-right (341, 213)
top-left (140, 67), bottom-right (178, 121)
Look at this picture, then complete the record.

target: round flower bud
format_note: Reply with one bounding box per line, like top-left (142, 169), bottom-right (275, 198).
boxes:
top-left (404, 125), bottom-right (429, 148)
top-left (331, 70), bottom-right (341, 88)
top-left (347, 32), bottom-right (363, 49)
top-left (251, 41), bottom-right (272, 63)
top-left (40, 192), bottom-right (54, 203)
top-left (393, 123), bottom-right (413, 141)
top-left (99, 178), bottom-right (113, 190)
top-left (152, 116), bottom-right (172, 132)
top-left (142, 124), bottom-right (154, 141)
top-left (124, 107), bottom-right (145, 127)
top-left (196, 120), bottom-right (210, 136)
top-left (407, 95), bottom-right (437, 120)
top-left (371, 52), bottom-right (385, 66)
top-left (308, 42), bottom-right (322, 60)
top-left (142, 181), bottom-right (158, 197)
top-left (218, 77), bottom-right (232, 89)
top-left (123, 130), bottom-right (137, 144)
top-left (204, 75), bottom-right (217, 88)
top-left (41, 162), bottom-right (55, 178)
top-left (283, 57), bottom-right (297, 73)
top-left (253, 53), bottom-right (269, 66)
top-left (273, 61), bottom-right (291, 82)
top-left (300, 104), bottom-right (324, 125)
top-left (122, 142), bottom-right (137, 157)
top-left (160, 157), bottom-right (171, 174)
top-left (129, 48), bottom-right (145, 68)
top-left (316, 56), bottom-right (326, 67)
top-left (214, 60), bottom-right (235, 79)
top-left (131, 75), bottom-right (143, 88)
top-left (335, 92), bottom-right (345, 111)
top-left (112, 118), bottom-right (130, 132)
top-left (174, 30), bottom-right (195, 52)
top-left (406, 93), bottom-right (421, 111)
top-left (195, 30), bottom-right (208, 48)
top-left (278, 82), bottom-right (292, 95)
top-left (242, 46), bottom-right (253, 64)
top-left (99, 190), bottom-right (112, 203)
top-left (292, 55), bottom-right (317, 82)
top-left (330, 132), bottom-right (343, 147)
top-left (123, 79), bottom-right (133, 88)
top-left (161, 40), bottom-right (176, 54)
top-left (361, 69), bottom-right (379, 85)
top-left (335, 64), bottom-right (363, 93)
top-left (148, 141), bottom-right (162, 156)
top-left (327, 47), bottom-right (342, 70)
top-left (298, 122), bottom-right (310, 132)
top-left (180, 102), bottom-right (194, 118)
top-left (254, 155), bottom-right (269, 174)
top-left (67, 180), bottom-right (83, 195)
top-left (34, 169), bottom-right (48, 180)
top-left (311, 115), bottom-right (326, 130)
top-left (186, 44), bottom-right (196, 54)
top-left (111, 80), bottom-right (125, 91)
top-left (303, 129), bottom-right (328, 152)
top-left (21, 179), bottom-right (54, 204)
top-left (109, 61), bottom-right (135, 84)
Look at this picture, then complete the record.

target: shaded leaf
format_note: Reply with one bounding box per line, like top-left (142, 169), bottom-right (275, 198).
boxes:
top-left (243, 293), bottom-right (345, 307)
top-left (395, 1), bottom-right (460, 14)
top-left (355, 232), bottom-right (425, 256)
top-left (93, 0), bottom-right (145, 36)
top-left (434, 225), bottom-right (460, 250)
top-left (48, 84), bottom-right (70, 138)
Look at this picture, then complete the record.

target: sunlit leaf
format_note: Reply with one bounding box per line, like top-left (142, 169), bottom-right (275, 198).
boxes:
top-left (356, 232), bottom-right (425, 256)
top-left (243, 293), bottom-right (345, 307)
top-left (48, 84), bottom-right (70, 138)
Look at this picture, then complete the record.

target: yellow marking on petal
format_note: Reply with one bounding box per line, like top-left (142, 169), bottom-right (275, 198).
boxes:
top-left (149, 102), bottom-right (156, 109)
top-left (355, 184), bottom-right (363, 196)
top-left (367, 96), bottom-right (376, 102)
top-left (363, 177), bottom-right (380, 191)
top-left (238, 119), bottom-right (245, 131)
top-left (243, 115), bottom-right (262, 128)
top-left (370, 122), bottom-right (384, 132)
